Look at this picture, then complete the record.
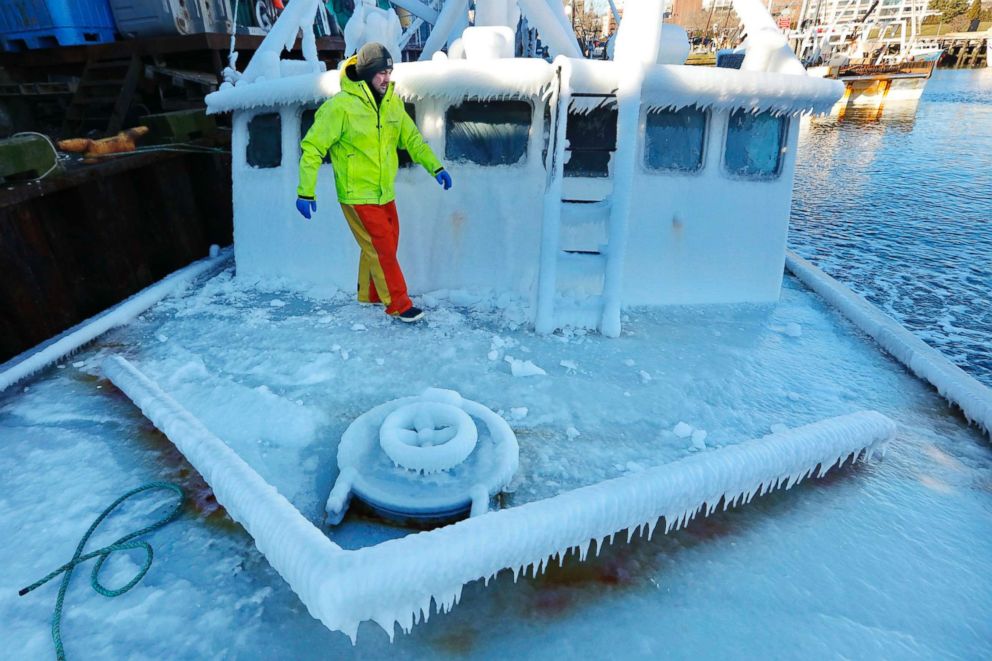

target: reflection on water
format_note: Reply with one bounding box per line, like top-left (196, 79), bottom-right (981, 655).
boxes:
top-left (790, 69), bottom-right (992, 386)
top-left (836, 103), bottom-right (921, 131)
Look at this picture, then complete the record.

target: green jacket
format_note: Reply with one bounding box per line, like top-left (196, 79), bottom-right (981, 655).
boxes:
top-left (297, 55), bottom-right (443, 205)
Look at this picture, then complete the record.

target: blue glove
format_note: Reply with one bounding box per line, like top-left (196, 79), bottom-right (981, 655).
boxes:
top-left (296, 197), bottom-right (317, 219)
top-left (435, 170), bottom-right (452, 190)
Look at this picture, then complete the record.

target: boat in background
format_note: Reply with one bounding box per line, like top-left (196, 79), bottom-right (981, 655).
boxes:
top-left (792, 0), bottom-right (941, 115)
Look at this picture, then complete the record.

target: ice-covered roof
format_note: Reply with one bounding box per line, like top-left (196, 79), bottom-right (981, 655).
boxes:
top-left (639, 66), bottom-right (844, 116)
top-left (206, 58), bottom-right (556, 114)
top-left (566, 59), bottom-right (842, 117)
top-left (391, 58), bottom-right (554, 103)
top-left (206, 69), bottom-right (341, 114)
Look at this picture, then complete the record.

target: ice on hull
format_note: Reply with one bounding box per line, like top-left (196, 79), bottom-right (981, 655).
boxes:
top-left (103, 354), bottom-right (895, 642)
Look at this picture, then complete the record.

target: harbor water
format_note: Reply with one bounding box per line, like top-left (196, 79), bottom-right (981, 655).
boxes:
top-left (789, 68), bottom-right (992, 387)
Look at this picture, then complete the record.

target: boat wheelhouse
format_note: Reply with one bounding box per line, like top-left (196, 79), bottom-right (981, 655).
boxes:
top-left (206, 0), bottom-right (842, 337)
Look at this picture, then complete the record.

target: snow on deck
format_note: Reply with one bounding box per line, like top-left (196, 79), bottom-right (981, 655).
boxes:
top-left (1, 269), bottom-right (990, 658)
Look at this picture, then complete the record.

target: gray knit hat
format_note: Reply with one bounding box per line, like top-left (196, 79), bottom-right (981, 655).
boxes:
top-left (355, 42), bottom-right (393, 79)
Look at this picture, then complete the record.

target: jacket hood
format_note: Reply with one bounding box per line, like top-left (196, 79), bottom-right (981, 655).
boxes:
top-left (340, 54), bottom-right (394, 103)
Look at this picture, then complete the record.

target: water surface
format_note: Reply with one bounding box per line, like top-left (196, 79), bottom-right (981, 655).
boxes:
top-left (790, 69), bottom-right (992, 386)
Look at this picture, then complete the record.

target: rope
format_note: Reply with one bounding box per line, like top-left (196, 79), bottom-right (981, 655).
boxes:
top-left (72, 143), bottom-right (232, 162)
top-left (18, 482), bottom-right (185, 661)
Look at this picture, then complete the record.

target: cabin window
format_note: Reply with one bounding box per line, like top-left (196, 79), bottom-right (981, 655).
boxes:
top-left (643, 105), bottom-right (707, 173)
top-left (724, 110), bottom-right (788, 179)
top-left (246, 112), bottom-right (282, 168)
top-left (300, 109), bottom-right (331, 164)
top-left (445, 100), bottom-right (531, 166)
top-left (565, 96), bottom-right (617, 178)
top-left (398, 102), bottom-right (416, 169)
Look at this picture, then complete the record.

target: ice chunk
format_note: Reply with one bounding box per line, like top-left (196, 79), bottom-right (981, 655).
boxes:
top-left (351, 323), bottom-right (367, 332)
top-left (379, 402), bottom-right (478, 473)
top-left (673, 422), bottom-right (693, 438)
top-left (770, 423), bottom-right (789, 434)
top-left (505, 356), bottom-right (547, 377)
top-left (269, 299), bottom-right (286, 307)
top-left (560, 359), bottom-right (578, 372)
top-left (691, 430), bottom-right (708, 450)
top-left (510, 407), bottom-right (528, 420)
top-left (565, 426), bottom-right (581, 439)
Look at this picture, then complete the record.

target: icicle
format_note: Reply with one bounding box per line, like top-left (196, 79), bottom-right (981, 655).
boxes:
top-left (399, 608), bottom-right (414, 634)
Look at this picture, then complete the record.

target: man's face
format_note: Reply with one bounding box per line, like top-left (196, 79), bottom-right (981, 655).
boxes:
top-left (371, 69), bottom-right (391, 94)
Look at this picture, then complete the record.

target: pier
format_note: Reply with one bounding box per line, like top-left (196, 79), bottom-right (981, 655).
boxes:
top-left (934, 31), bottom-right (990, 68)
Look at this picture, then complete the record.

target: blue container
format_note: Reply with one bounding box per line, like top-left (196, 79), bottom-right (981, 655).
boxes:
top-left (0, 0), bottom-right (116, 51)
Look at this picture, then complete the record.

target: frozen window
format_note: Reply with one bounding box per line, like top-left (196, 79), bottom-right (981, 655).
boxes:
top-left (300, 108), bottom-right (331, 164)
top-left (445, 100), bottom-right (531, 166)
top-left (724, 110), bottom-right (788, 179)
top-left (643, 105), bottom-right (707, 173)
top-left (397, 103), bottom-right (416, 169)
top-left (246, 113), bottom-right (281, 168)
top-left (565, 97), bottom-right (617, 178)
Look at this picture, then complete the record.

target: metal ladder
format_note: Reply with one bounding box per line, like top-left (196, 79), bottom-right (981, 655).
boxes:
top-left (536, 63), bottom-right (626, 336)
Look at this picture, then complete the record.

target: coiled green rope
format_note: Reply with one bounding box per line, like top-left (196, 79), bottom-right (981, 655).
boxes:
top-left (18, 482), bottom-right (185, 660)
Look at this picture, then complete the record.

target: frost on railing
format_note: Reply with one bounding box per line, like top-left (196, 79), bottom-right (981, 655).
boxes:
top-left (786, 251), bottom-right (992, 437)
top-left (234, 0), bottom-right (324, 87)
top-left (104, 355), bottom-right (895, 642)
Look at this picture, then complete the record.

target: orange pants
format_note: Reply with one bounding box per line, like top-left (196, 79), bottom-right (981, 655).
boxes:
top-left (340, 201), bottom-right (412, 316)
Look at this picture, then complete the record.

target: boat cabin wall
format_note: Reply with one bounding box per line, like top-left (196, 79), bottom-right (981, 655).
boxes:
top-left (229, 89), bottom-right (802, 311)
top-left (230, 97), bottom-right (547, 298)
top-left (620, 105), bottom-right (800, 305)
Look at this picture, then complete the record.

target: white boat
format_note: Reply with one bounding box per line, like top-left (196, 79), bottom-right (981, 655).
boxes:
top-left (792, 0), bottom-right (940, 113)
top-left (2, 0), bottom-right (990, 654)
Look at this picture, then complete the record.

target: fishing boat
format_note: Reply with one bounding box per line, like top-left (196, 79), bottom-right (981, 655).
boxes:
top-left (792, 0), bottom-right (941, 113)
top-left (2, 0), bottom-right (990, 655)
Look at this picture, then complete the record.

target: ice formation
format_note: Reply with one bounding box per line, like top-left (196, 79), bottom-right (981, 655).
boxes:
top-left (379, 401), bottom-right (478, 473)
top-left (237, 0), bottom-right (324, 86)
top-left (786, 251), bottom-right (992, 436)
top-left (326, 388), bottom-right (519, 524)
top-left (103, 354), bottom-right (894, 642)
top-left (205, 0), bottom-right (844, 338)
top-left (342, 0), bottom-right (402, 61)
top-left (0, 249), bottom-right (228, 393)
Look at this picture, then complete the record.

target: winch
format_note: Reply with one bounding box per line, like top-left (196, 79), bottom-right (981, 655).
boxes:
top-left (325, 388), bottom-right (519, 525)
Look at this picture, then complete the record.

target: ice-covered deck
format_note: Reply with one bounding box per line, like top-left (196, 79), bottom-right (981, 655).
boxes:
top-left (2, 267), bottom-right (990, 657)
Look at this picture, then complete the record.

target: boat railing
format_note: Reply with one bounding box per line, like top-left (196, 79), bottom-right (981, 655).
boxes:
top-left (837, 60), bottom-right (936, 77)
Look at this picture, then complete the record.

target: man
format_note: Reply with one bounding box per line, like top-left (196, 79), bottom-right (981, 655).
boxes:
top-left (296, 42), bottom-right (452, 323)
